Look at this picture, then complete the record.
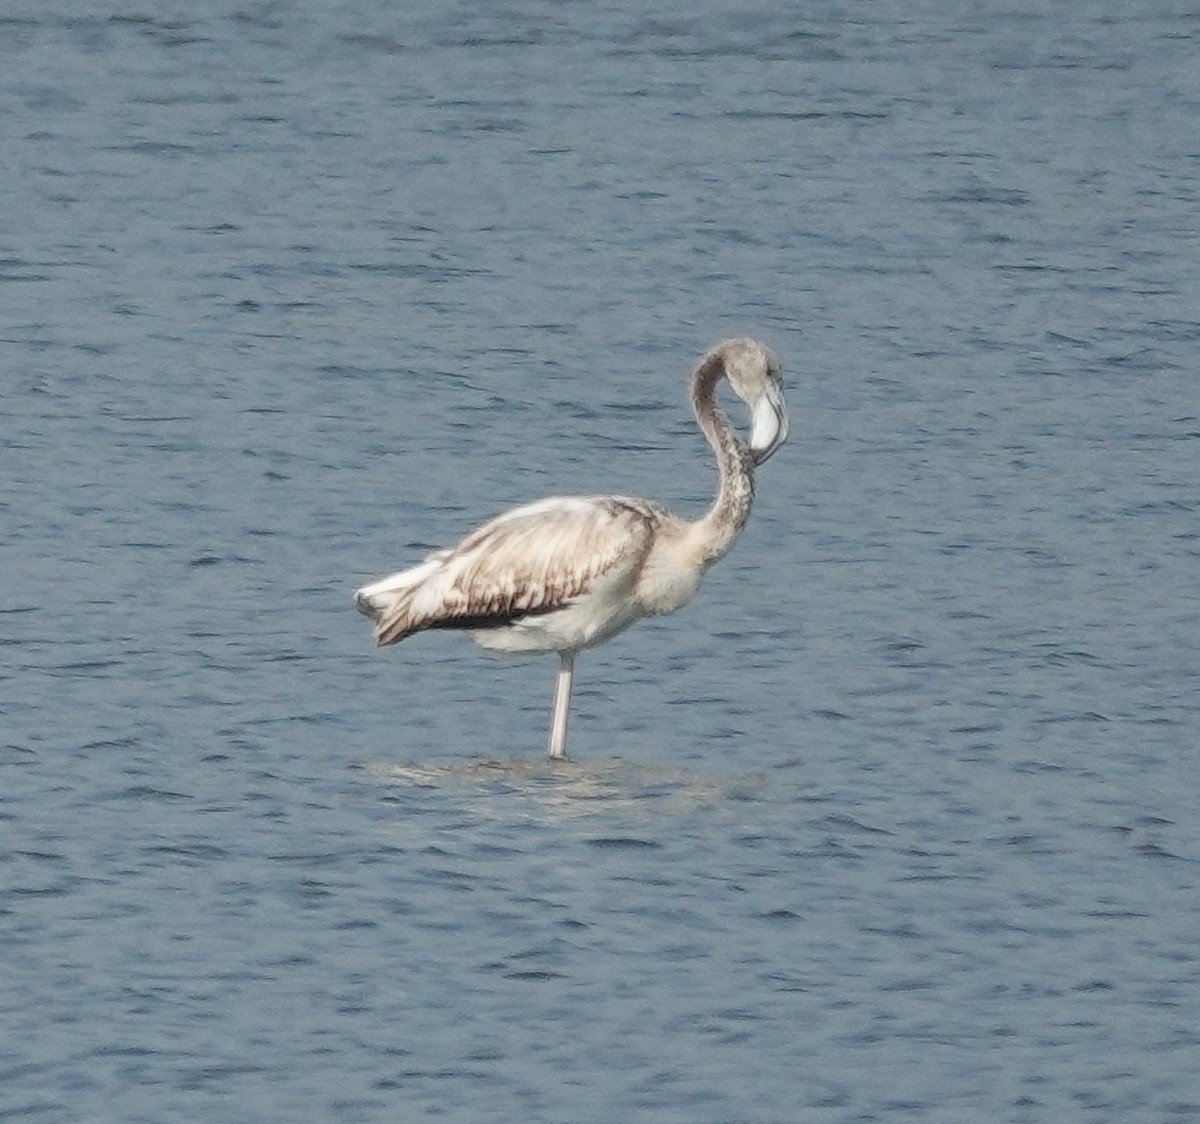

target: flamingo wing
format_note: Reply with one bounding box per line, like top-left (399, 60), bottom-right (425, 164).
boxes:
top-left (357, 495), bottom-right (666, 646)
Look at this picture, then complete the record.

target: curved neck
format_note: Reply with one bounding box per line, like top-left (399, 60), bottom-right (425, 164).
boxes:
top-left (689, 350), bottom-right (756, 565)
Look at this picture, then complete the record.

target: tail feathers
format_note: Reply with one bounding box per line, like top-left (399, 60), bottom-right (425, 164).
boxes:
top-left (354, 587), bottom-right (416, 646)
top-left (354, 556), bottom-right (449, 646)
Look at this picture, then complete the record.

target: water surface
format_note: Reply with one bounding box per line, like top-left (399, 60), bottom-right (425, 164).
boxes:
top-left (3, 2), bottom-right (1198, 1121)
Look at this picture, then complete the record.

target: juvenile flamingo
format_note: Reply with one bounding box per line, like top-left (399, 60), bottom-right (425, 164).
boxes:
top-left (355, 338), bottom-right (788, 759)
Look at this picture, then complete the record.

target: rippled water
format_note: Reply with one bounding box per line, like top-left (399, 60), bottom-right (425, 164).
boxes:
top-left (3, 2), bottom-right (1199, 1121)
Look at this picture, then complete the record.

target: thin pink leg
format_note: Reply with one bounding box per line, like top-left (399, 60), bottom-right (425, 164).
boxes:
top-left (547, 651), bottom-right (575, 759)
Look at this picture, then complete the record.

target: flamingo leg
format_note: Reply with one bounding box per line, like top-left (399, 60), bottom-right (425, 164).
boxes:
top-left (547, 651), bottom-right (575, 760)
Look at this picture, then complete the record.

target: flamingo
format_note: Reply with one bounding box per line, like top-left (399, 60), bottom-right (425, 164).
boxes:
top-left (354, 338), bottom-right (788, 759)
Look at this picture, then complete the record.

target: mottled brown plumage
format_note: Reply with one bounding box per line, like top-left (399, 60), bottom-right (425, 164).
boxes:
top-left (367, 496), bottom-right (665, 646)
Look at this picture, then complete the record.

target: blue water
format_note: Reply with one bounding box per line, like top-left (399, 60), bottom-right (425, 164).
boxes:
top-left (3, 2), bottom-right (1199, 1121)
